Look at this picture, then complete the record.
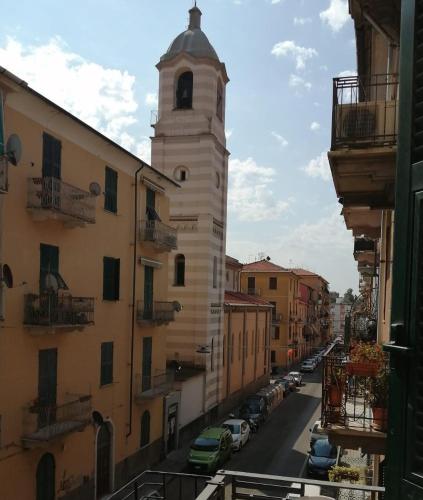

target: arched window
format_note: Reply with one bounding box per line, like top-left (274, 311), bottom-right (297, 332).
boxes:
top-left (96, 423), bottom-right (112, 497)
top-left (140, 410), bottom-right (151, 448)
top-left (174, 254), bottom-right (185, 286)
top-left (213, 256), bottom-right (217, 289)
top-left (36, 453), bottom-right (55, 500)
top-left (176, 72), bottom-right (193, 109)
top-left (216, 80), bottom-right (223, 119)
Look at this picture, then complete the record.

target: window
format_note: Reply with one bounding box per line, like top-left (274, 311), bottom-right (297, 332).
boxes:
top-left (103, 257), bottom-right (120, 300)
top-left (104, 166), bottom-right (118, 213)
top-left (174, 166), bottom-right (189, 182)
top-left (216, 80), bottom-right (223, 120)
top-left (213, 256), bottom-right (217, 288)
top-left (140, 410), bottom-right (150, 447)
top-left (269, 277), bottom-right (277, 290)
top-left (180, 170), bottom-right (187, 181)
top-left (146, 188), bottom-right (160, 221)
top-left (274, 326), bottom-right (280, 340)
top-left (211, 338), bottom-right (214, 372)
top-left (270, 301), bottom-right (277, 321)
top-left (176, 71), bottom-right (193, 109)
top-left (100, 342), bottom-right (114, 386)
top-left (271, 351), bottom-right (276, 363)
top-left (174, 254), bottom-right (185, 286)
top-left (42, 133), bottom-right (61, 179)
top-left (247, 276), bottom-right (255, 293)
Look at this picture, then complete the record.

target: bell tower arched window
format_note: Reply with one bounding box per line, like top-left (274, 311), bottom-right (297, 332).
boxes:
top-left (216, 80), bottom-right (223, 120)
top-left (175, 254), bottom-right (185, 286)
top-left (176, 72), bottom-right (193, 109)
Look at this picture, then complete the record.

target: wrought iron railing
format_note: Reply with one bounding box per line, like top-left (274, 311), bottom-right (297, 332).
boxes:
top-left (27, 177), bottom-right (96, 223)
top-left (139, 220), bottom-right (177, 250)
top-left (331, 74), bottom-right (399, 149)
top-left (24, 294), bottom-right (94, 327)
top-left (135, 370), bottom-right (174, 400)
top-left (137, 301), bottom-right (175, 324)
top-left (0, 156), bottom-right (8, 193)
top-left (22, 394), bottom-right (92, 446)
top-left (321, 351), bottom-right (389, 431)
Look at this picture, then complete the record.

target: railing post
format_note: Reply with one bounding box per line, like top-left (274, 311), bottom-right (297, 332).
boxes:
top-left (231, 476), bottom-right (236, 500)
top-left (133, 480), bottom-right (139, 500)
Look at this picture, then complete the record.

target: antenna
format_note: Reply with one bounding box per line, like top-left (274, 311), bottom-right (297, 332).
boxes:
top-left (5, 134), bottom-right (22, 166)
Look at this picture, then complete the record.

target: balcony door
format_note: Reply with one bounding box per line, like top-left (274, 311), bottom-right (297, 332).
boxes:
top-left (143, 266), bottom-right (154, 320)
top-left (142, 337), bottom-right (152, 392)
top-left (38, 349), bottom-right (57, 428)
top-left (386, 1), bottom-right (423, 498)
top-left (96, 423), bottom-right (112, 498)
top-left (247, 276), bottom-right (255, 292)
top-left (36, 453), bottom-right (55, 500)
top-left (42, 133), bottom-right (61, 210)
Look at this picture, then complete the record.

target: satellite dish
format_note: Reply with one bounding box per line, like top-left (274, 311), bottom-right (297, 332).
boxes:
top-left (89, 182), bottom-right (101, 196)
top-left (196, 345), bottom-right (211, 354)
top-left (172, 301), bottom-right (182, 312)
top-left (2, 264), bottom-right (13, 288)
top-left (6, 134), bottom-right (22, 166)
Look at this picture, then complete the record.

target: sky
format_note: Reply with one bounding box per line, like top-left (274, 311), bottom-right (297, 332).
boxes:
top-left (0, 0), bottom-right (358, 294)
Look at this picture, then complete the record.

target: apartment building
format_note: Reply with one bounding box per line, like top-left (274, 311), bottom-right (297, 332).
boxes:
top-left (0, 67), bottom-right (179, 499)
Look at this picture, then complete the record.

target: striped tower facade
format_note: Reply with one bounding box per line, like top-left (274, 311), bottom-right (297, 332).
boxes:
top-left (151, 7), bottom-right (229, 412)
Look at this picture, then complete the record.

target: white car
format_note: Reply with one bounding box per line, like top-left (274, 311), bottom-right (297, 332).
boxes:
top-left (222, 419), bottom-right (251, 451)
top-left (309, 419), bottom-right (327, 445)
top-left (301, 361), bottom-right (315, 373)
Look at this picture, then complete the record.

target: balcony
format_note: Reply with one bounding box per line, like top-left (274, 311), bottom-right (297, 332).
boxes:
top-left (27, 177), bottom-right (96, 226)
top-left (0, 156), bottom-right (8, 193)
top-left (329, 74), bottom-right (398, 208)
top-left (135, 370), bottom-right (174, 401)
top-left (321, 352), bottom-right (388, 455)
top-left (139, 220), bottom-right (177, 252)
top-left (22, 394), bottom-right (92, 448)
top-left (24, 293), bottom-right (94, 331)
top-left (137, 301), bottom-right (176, 325)
top-left (271, 313), bottom-right (282, 325)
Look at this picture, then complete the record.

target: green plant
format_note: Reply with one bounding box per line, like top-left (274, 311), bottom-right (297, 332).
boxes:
top-left (367, 369), bottom-right (389, 407)
top-left (329, 365), bottom-right (346, 388)
top-left (349, 342), bottom-right (384, 364)
top-left (328, 465), bottom-right (360, 483)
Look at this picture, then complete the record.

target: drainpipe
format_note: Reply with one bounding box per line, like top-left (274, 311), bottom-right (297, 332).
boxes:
top-left (127, 162), bottom-right (145, 438)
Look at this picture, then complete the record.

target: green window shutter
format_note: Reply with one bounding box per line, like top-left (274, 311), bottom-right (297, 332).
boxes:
top-left (143, 266), bottom-right (154, 319)
top-left (42, 133), bottom-right (61, 179)
top-left (100, 342), bottom-right (113, 386)
top-left (146, 188), bottom-right (155, 209)
top-left (140, 410), bottom-right (150, 447)
top-left (142, 337), bottom-right (152, 392)
top-left (0, 90), bottom-right (4, 156)
top-left (40, 244), bottom-right (59, 290)
top-left (103, 257), bottom-right (119, 301)
top-left (104, 167), bottom-right (118, 213)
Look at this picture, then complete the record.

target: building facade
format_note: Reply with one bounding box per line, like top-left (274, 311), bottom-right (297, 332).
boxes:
top-left (0, 67), bottom-right (179, 499)
top-left (151, 5), bottom-right (230, 421)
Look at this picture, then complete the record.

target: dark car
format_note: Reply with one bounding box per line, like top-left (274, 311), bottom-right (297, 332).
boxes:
top-left (307, 438), bottom-right (338, 479)
top-left (240, 395), bottom-right (267, 427)
top-left (272, 378), bottom-right (290, 396)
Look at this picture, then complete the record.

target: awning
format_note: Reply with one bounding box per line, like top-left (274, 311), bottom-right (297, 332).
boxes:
top-left (140, 257), bottom-right (163, 269)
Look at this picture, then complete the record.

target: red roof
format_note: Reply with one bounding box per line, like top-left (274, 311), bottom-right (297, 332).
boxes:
top-left (290, 268), bottom-right (329, 284)
top-left (224, 291), bottom-right (273, 307)
top-left (242, 260), bottom-right (288, 273)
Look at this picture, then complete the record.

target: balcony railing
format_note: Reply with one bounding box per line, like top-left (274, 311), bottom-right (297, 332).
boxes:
top-left (321, 351), bottom-right (389, 445)
top-left (137, 301), bottom-right (176, 324)
top-left (331, 74), bottom-right (399, 150)
top-left (135, 370), bottom-right (174, 401)
top-left (24, 294), bottom-right (94, 328)
top-left (272, 313), bottom-right (282, 324)
top-left (27, 177), bottom-right (96, 224)
top-left (139, 220), bottom-right (177, 251)
top-left (0, 156), bottom-right (8, 193)
top-left (22, 394), bottom-right (92, 447)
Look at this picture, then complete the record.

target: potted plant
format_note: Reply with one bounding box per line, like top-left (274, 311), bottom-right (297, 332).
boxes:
top-left (327, 365), bottom-right (346, 423)
top-left (328, 465), bottom-right (360, 483)
top-left (346, 342), bottom-right (384, 377)
top-left (368, 369), bottom-right (389, 431)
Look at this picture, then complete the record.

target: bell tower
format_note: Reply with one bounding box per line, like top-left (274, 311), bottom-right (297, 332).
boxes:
top-left (152, 4), bottom-right (229, 412)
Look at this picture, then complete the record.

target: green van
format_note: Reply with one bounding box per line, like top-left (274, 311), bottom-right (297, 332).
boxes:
top-left (188, 427), bottom-right (233, 473)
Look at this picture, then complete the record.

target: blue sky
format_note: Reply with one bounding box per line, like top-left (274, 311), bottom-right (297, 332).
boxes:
top-left (0, 0), bottom-right (358, 293)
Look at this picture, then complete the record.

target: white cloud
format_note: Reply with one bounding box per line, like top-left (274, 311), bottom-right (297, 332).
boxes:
top-left (310, 121), bottom-right (321, 132)
top-left (271, 131), bottom-right (288, 147)
top-left (225, 129), bottom-right (233, 139)
top-left (302, 152), bottom-right (331, 181)
top-left (0, 36), bottom-right (153, 162)
top-left (338, 69), bottom-right (357, 77)
top-left (289, 74), bottom-right (312, 90)
top-left (320, 0), bottom-right (349, 32)
top-left (271, 0), bottom-right (282, 3)
top-left (228, 157), bottom-right (289, 221)
top-left (271, 40), bottom-right (317, 70)
top-left (293, 17), bottom-right (312, 25)
top-left (145, 92), bottom-right (158, 107)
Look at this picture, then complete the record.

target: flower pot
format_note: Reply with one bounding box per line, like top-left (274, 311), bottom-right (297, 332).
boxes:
top-left (346, 362), bottom-right (380, 377)
top-left (329, 385), bottom-right (343, 406)
top-left (372, 406), bottom-right (388, 431)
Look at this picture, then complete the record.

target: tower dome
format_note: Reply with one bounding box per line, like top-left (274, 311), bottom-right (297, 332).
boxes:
top-left (161, 5), bottom-right (220, 62)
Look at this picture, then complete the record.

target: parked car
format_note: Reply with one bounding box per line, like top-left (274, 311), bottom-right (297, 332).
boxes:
top-left (222, 419), bottom-right (251, 451)
top-left (240, 395), bottom-right (267, 427)
top-left (271, 378), bottom-right (290, 396)
top-left (188, 427), bottom-right (233, 473)
top-left (309, 419), bottom-right (327, 446)
top-left (307, 438), bottom-right (338, 479)
top-left (282, 375), bottom-right (296, 392)
top-left (257, 384), bottom-right (283, 413)
top-left (288, 371), bottom-right (303, 386)
top-left (300, 361), bottom-right (315, 373)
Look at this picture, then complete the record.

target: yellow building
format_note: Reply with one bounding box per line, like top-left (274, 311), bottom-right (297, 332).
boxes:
top-left (0, 67), bottom-right (180, 499)
top-left (240, 260), bottom-right (301, 370)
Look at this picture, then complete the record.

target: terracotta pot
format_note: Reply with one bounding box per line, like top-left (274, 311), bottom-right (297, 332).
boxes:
top-left (346, 362), bottom-right (380, 377)
top-left (329, 385), bottom-right (343, 406)
top-left (372, 406), bottom-right (388, 431)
